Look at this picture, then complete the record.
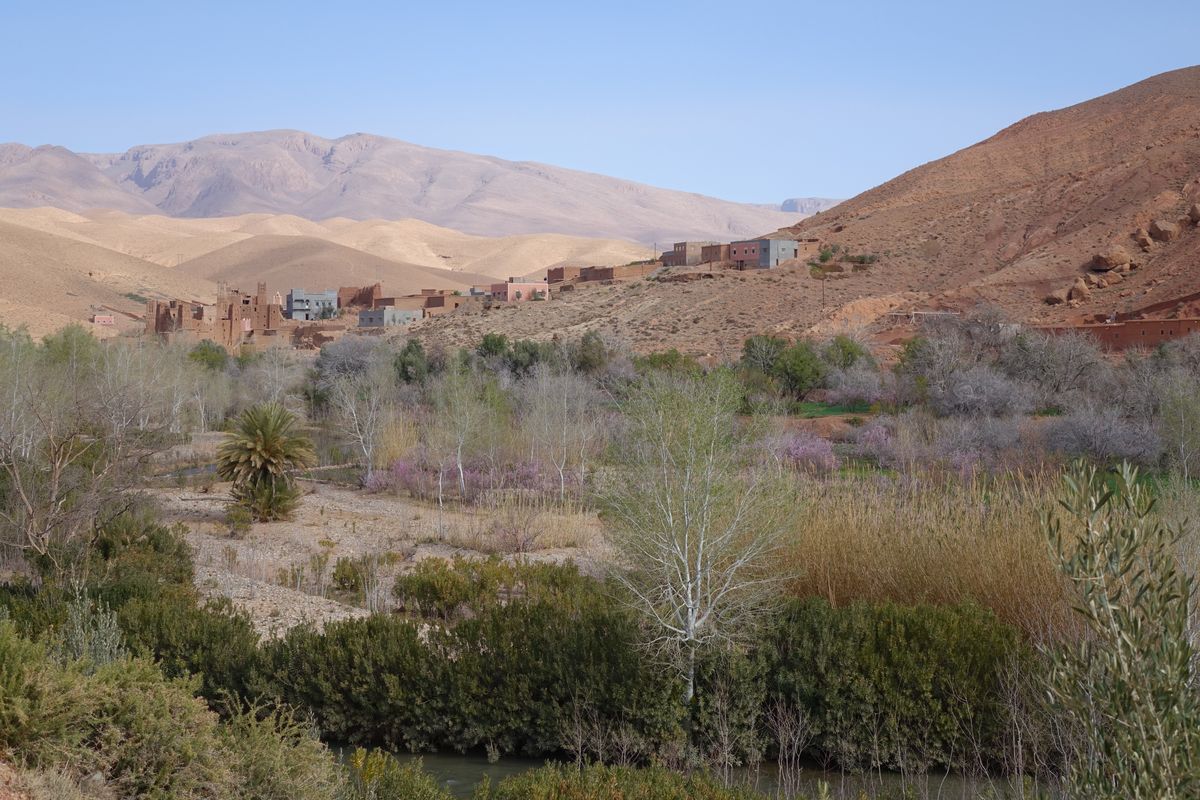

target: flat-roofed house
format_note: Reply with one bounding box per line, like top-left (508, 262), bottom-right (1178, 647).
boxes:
top-left (730, 238), bottom-right (802, 269)
top-left (358, 307), bottom-right (421, 328)
top-left (489, 279), bottom-right (550, 302)
top-left (662, 241), bottom-right (717, 267)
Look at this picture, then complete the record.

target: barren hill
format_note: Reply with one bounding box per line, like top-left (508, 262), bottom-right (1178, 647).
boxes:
top-left (415, 67), bottom-right (1200, 354)
top-left (0, 218), bottom-right (215, 338)
top-left (0, 209), bottom-right (651, 338)
top-left (0, 145), bottom-right (158, 215)
top-left (0, 130), bottom-right (801, 243)
top-left (178, 235), bottom-right (495, 295)
top-left (0, 207), bottom-right (650, 280)
top-left (776, 65), bottom-right (1200, 326)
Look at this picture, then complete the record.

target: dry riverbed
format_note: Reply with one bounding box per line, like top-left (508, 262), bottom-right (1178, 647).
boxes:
top-left (150, 480), bottom-right (606, 638)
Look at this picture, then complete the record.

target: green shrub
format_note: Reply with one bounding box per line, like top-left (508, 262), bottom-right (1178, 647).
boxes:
top-left (262, 615), bottom-right (437, 750)
top-left (633, 349), bottom-right (702, 376)
top-left (392, 557), bottom-right (593, 620)
top-left (344, 749), bottom-right (451, 800)
top-left (73, 659), bottom-right (238, 798)
top-left (332, 556), bottom-right (364, 594)
top-left (821, 335), bottom-right (872, 370)
top-left (220, 703), bottom-right (344, 800)
top-left (0, 620), bottom-right (238, 798)
top-left (89, 510), bottom-right (195, 605)
top-left (764, 598), bottom-right (1021, 772)
top-left (773, 342), bottom-right (826, 399)
top-left (188, 339), bottom-right (229, 372)
top-left (232, 478), bottom-right (305, 522)
top-left (0, 619), bottom-right (346, 800)
top-left (0, 619), bottom-right (87, 752)
top-left (225, 503), bottom-right (253, 536)
top-left (477, 333), bottom-right (510, 359)
top-left (268, 561), bottom-right (680, 757)
top-left (118, 595), bottom-right (262, 705)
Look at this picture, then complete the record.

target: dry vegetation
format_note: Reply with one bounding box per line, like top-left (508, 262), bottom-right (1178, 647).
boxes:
top-left (783, 474), bottom-right (1074, 638)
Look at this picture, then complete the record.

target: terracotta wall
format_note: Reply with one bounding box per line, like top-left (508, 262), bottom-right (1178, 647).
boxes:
top-left (1040, 319), bottom-right (1200, 350)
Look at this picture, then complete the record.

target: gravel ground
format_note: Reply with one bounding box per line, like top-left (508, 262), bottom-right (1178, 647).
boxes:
top-left (152, 481), bottom-right (604, 638)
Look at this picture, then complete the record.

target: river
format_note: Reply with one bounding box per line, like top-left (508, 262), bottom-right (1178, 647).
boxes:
top-left (380, 751), bottom-right (1033, 799)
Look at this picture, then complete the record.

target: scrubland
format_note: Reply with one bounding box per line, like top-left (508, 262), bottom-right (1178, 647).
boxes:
top-left (3, 312), bottom-right (1200, 798)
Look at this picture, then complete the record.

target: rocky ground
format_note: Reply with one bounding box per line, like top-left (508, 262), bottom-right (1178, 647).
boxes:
top-left (153, 480), bottom-right (604, 638)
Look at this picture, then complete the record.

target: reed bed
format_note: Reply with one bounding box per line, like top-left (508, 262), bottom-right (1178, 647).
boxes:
top-left (780, 470), bottom-right (1078, 640)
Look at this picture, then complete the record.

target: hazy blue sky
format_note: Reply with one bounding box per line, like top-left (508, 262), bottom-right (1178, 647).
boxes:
top-left (2, 0), bottom-right (1195, 202)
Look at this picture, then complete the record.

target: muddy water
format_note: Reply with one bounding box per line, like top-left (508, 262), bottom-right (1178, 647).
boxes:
top-left (379, 751), bottom-right (1032, 799)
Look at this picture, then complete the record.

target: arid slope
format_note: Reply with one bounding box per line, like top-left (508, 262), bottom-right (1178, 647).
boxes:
top-left (178, 235), bottom-right (496, 294)
top-left (778, 65), bottom-right (1200, 324)
top-left (416, 67), bottom-right (1200, 354)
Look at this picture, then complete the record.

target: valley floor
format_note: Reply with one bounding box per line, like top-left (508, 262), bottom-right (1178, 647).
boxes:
top-left (151, 480), bottom-right (605, 638)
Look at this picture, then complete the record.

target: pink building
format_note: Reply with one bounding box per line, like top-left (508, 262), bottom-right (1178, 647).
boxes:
top-left (489, 280), bottom-right (549, 302)
top-left (91, 314), bottom-right (116, 326)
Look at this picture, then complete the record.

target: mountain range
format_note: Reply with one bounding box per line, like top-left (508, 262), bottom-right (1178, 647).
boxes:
top-left (0, 130), bottom-right (823, 243)
top-left (5, 67), bottom-right (1199, 354)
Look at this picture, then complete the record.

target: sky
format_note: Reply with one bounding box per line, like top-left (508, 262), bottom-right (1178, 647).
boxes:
top-left (1, 0), bottom-right (1197, 203)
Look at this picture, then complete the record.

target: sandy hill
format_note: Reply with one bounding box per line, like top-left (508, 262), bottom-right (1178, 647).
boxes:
top-left (0, 130), bottom-right (803, 243)
top-left (178, 235), bottom-right (496, 295)
top-left (0, 207), bottom-right (650, 280)
top-left (0, 208), bottom-right (650, 339)
top-left (775, 65), bottom-right (1200, 326)
top-left (415, 66), bottom-right (1200, 354)
top-left (0, 218), bottom-right (216, 338)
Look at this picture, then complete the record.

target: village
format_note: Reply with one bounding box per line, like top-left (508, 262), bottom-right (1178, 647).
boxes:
top-left (134, 225), bottom-right (1200, 355)
top-left (136, 233), bottom-right (831, 352)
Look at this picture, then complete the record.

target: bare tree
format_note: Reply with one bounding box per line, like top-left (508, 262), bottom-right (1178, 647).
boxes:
top-left (326, 361), bottom-right (396, 478)
top-left (0, 331), bottom-right (167, 574)
top-left (428, 368), bottom-right (492, 500)
top-left (766, 701), bottom-right (814, 800)
top-left (1158, 369), bottom-right (1200, 482)
top-left (241, 345), bottom-right (304, 410)
top-left (604, 372), bottom-right (785, 704)
top-left (519, 364), bottom-right (603, 502)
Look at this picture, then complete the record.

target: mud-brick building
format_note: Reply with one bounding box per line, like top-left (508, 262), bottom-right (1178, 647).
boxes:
top-left (145, 282), bottom-right (290, 351)
top-left (338, 283), bottom-right (383, 309)
top-left (547, 266), bottom-right (583, 284)
top-left (489, 279), bottom-right (549, 302)
top-left (730, 238), bottom-right (802, 269)
top-left (1040, 318), bottom-right (1200, 350)
top-left (662, 241), bottom-right (718, 267)
top-left (700, 243), bottom-right (731, 264)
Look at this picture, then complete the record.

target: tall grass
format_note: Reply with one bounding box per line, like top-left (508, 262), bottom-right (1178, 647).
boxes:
top-left (781, 471), bottom-right (1077, 640)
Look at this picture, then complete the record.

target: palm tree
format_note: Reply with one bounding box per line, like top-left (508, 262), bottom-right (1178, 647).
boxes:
top-left (217, 403), bottom-right (316, 521)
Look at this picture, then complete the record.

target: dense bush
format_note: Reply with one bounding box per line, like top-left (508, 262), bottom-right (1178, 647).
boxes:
top-left (264, 561), bottom-right (680, 757)
top-left (1044, 405), bottom-right (1161, 465)
top-left (0, 618), bottom-right (344, 799)
top-left (926, 365), bottom-right (1033, 418)
top-left (263, 561), bottom-right (1025, 773)
top-left (773, 342), bottom-right (826, 399)
top-left (765, 598), bottom-right (1023, 772)
top-left (118, 594), bottom-right (262, 704)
